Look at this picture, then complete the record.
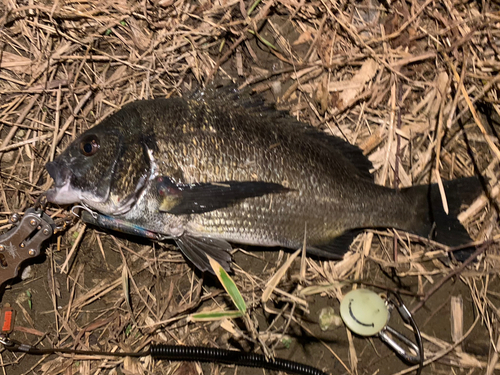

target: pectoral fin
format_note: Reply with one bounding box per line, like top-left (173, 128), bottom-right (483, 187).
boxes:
top-left (175, 234), bottom-right (233, 273)
top-left (155, 177), bottom-right (289, 215)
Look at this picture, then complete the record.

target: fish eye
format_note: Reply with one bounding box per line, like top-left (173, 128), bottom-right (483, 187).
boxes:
top-left (79, 135), bottom-right (100, 156)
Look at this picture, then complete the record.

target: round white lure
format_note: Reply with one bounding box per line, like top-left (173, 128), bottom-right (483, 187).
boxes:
top-left (340, 289), bottom-right (389, 336)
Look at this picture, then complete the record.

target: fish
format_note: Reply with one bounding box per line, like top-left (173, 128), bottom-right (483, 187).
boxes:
top-left (45, 88), bottom-right (482, 272)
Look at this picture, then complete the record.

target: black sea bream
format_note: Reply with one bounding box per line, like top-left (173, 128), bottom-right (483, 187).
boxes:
top-left (45, 89), bottom-right (481, 271)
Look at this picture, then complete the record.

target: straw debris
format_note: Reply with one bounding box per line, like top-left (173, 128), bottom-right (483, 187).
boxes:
top-left (1, 0), bottom-right (499, 374)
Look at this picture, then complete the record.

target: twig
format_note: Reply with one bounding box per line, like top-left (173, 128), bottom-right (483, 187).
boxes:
top-left (60, 224), bottom-right (86, 274)
top-left (0, 94), bottom-right (40, 155)
top-left (391, 316), bottom-right (480, 375)
top-left (411, 242), bottom-right (490, 314)
top-left (444, 52), bottom-right (500, 162)
top-left (55, 90), bottom-right (93, 145)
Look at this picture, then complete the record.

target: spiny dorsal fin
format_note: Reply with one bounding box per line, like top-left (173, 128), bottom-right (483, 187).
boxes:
top-left (190, 86), bottom-right (374, 181)
top-left (302, 129), bottom-right (373, 181)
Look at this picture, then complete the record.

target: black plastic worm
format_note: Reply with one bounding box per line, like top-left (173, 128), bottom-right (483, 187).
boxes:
top-left (150, 344), bottom-right (329, 375)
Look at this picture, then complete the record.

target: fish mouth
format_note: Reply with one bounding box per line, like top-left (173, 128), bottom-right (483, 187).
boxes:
top-left (45, 181), bottom-right (82, 205)
top-left (45, 160), bottom-right (81, 204)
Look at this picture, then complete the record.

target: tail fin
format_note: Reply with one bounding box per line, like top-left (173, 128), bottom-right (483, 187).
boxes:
top-left (402, 177), bottom-right (482, 261)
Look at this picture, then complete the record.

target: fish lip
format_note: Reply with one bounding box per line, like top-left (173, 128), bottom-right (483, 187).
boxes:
top-left (45, 179), bottom-right (82, 205)
top-left (53, 181), bottom-right (70, 189)
top-left (45, 160), bottom-right (82, 204)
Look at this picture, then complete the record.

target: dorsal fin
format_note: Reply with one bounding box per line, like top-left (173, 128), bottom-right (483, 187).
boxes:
top-left (188, 84), bottom-right (270, 111)
top-left (190, 85), bottom-right (374, 181)
top-left (301, 129), bottom-right (373, 180)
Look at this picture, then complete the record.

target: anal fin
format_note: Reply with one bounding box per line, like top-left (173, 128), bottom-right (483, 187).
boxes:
top-left (307, 229), bottom-right (364, 259)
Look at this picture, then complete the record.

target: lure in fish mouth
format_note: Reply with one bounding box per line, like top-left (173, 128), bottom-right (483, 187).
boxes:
top-left (44, 89), bottom-right (483, 273)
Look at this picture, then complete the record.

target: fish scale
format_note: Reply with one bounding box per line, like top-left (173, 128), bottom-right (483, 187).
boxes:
top-left (45, 88), bottom-right (482, 272)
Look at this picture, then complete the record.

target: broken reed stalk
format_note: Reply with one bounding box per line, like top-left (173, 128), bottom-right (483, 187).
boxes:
top-left (411, 242), bottom-right (490, 314)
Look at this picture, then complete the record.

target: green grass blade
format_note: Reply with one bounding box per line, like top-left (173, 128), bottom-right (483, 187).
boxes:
top-left (190, 310), bottom-right (243, 321)
top-left (207, 256), bottom-right (247, 314)
top-left (247, 30), bottom-right (277, 50)
top-left (247, 0), bottom-right (262, 16)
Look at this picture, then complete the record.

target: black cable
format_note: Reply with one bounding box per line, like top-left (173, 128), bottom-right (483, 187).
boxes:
top-left (3, 341), bottom-right (148, 357)
top-left (3, 340), bottom-right (329, 375)
top-left (150, 344), bottom-right (329, 375)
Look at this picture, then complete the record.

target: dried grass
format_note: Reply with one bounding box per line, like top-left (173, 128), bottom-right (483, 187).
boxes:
top-left (1, 0), bottom-right (499, 374)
